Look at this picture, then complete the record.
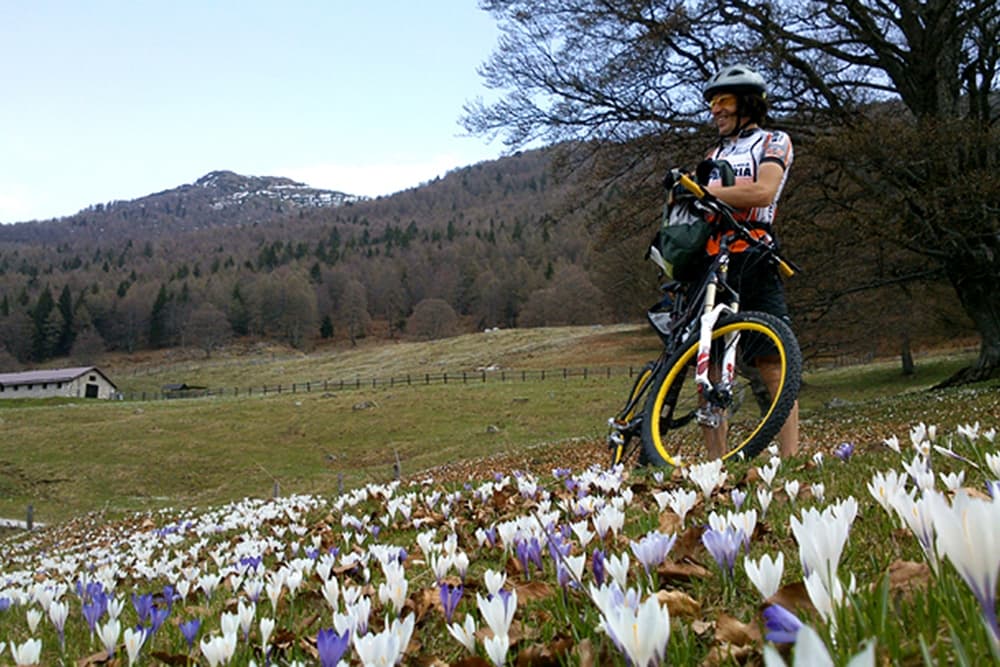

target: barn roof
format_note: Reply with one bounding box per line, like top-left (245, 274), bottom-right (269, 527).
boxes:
top-left (0, 366), bottom-right (116, 388)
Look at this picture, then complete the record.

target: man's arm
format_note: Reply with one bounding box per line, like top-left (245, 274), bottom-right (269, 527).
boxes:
top-left (705, 161), bottom-right (785, 208)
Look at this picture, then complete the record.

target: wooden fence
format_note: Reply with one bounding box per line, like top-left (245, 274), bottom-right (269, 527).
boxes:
top-left (119, 366), bottom-right (642, 402)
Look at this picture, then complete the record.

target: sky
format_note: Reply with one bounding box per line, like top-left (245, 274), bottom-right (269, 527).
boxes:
top-left (0, 1), bottom-right (507, 223)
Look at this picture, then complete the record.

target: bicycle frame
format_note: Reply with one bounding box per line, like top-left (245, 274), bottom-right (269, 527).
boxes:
top-left (608, 168), bottom-right (799, 462)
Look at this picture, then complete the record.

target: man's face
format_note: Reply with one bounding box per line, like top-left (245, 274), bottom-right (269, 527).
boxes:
top-left (709, 93), bottom-right (740, 136)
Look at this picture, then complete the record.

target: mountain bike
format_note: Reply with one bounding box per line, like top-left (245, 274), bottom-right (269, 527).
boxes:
top-left (608, 170), bottom-right (802, 467)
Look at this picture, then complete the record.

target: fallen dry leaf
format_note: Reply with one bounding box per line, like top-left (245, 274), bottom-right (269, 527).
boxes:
top-left (888, 559), bottom-right (932, 596)
top-left (766, 581), bottom-right (816, 616)
top-left (656, 589), bottom-right (702, 618)
top-left (715, 612), bottom-right (761, 646)
top-left (514, 580), bottom-right (556, 603)
top-left (514, 635), bottom-right (573, 666)
top-left (576, 638), bottom-right (597, 667)
top-left (701, 642), bottom-right (756, 666)
top-left (658, 509), bottom-right (683, 535)
top-left (672, 524), bottom-right (707, 561)
top-left (658, 559), bottom-right (711, 584)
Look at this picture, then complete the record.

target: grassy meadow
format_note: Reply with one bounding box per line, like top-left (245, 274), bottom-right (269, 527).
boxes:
top-left (1, 325), bottom-right (999, 666)
top-left (0, 325), bottom-right (992, 525)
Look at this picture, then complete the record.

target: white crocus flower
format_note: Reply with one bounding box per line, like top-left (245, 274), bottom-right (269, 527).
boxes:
top-left (232, 599), bottom-right (253, 640)
top-left (26, 608), bottom-right (42, 633)
top-left (477, 589), bottom-right (517, 638)
top-left (596, 592), bottom-right (671, 667)
top-left (447, 615), bottom-right (477, 654)
top-left (867, 470), bottom-right (908, 516)
top-left (688, 459), bottom-right (727, 500)
top-left (200, 634), bottom-right (229, 667)
top-left (98, 617), bottom-right (121, 657)
top-left (605, 551), bottom-right (631, 589)
top-left (790, 501), bottom-right (855, 592)
top-left (758, 460), bottom-right (779, 488)
top-left (378, 561), bottom-right (409, 614)
top-left (123, 626), bottom-right (146, 666)
top-left (220, 611), bottom-right (240, 640)
top-left (571, 520), bottom-right (595, 548)
top-left (483, 569), bottom-right (507, 597)
top-left (484, 633), bottom-right (510, 667)
top-left (322, 577), bottom-right (340, 611)
top-left (811, 483), bottom-right (826, 504)
top-left (744, 552), bottom-right (784, 600)
top-left (985, 452), bottom-right (1000, 479)
top-left (763, 624), bottom-right (875, 667)
top-left (882, 435), bottom-right (901, 453)
top-left (10, 638), bottom-right (42, 667)
top-left (198, 572), bottom-right (221, 600)
top-left (784, 480), bottom-right (801, 503)
top-left (352, 627), bottom-right (403, 667)
top-left (757, 487), bottom-right (773, 518)
top-left (259, 617), bottom-right (275, 653)
top-left (926, 490), bottom-right (1000, 643)
top-left (668, 489), bottom-right (698, 526)
top-left (939, 470), bottom-right (965, 492)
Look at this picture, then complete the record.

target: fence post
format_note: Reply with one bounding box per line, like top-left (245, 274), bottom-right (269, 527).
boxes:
top-left (273, 482), bottom-right (280, 498)
top-left (338, 472), bottom-right (344, 496)
top-left (393, 449), bottom-right (401, 481)
top-left (26, 505), bottom-right (33, 531)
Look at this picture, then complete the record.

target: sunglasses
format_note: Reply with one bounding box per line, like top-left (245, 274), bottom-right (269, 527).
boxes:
top-left (707, 93), bottom-right (737, 108)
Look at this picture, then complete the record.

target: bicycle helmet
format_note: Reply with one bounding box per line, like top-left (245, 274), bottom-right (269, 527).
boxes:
top-left (703, 64), bottom-right (767, 101)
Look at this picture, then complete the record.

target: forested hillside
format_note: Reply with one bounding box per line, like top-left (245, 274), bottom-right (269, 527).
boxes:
top-left (0, 137), bottom-right (979, 372)
top-left (0, 148), bottom-right (611, 367)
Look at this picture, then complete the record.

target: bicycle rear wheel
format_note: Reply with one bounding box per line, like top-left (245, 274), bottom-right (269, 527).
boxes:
top-left (640, 311), bottom-right (801, 467)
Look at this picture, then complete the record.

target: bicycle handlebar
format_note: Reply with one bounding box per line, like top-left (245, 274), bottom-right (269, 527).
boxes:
top-left (669, 168), bottom-right (799, 279)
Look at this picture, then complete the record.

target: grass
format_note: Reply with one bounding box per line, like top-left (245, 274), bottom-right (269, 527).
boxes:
top-left (0, 326), bottom-right (997, 665)
top-left (0, 326), bottom-right (991, 526)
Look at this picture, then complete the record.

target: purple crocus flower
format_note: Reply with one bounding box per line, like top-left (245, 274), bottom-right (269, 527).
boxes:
top-left (131, 592), bottom-right (153, 624)
top-left (179, 618), bottom-right (201, 651)
top-left (987, 480), bottom-right (1000, 499)
top-left (630, 531), bottom-right (678, 577)
top-left (833, 442), bottom-right (855, 461)
top-left (546, 531), bottom-right (571, 563)
top-left (763, 604), bottom-right (803, 643)
top-left (149, 605), bottom-right (170, 635)
top-left (592, 548), bottom-right (606, 587)
top-left (701, 526), bottom-right (745, 578)
top-left (317, 627), bottom-right (350, 667)
top-left (515, 537), bottom-right (544, 579)
top-left (0, 597), bottom-right (11, 612)
top-left (439, 582), bottom-right (463, 623)
top-left (82, 593), bottom-right (107, 634)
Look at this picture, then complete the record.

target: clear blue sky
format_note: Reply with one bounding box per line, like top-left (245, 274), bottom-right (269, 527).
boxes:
top-left (0, 1), bottom-right (505, 223)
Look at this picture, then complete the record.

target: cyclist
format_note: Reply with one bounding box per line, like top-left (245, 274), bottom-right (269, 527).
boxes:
top-left (699, 63), bottom-right (799, 459)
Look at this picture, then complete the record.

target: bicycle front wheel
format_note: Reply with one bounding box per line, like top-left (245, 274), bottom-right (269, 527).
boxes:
top-left (640, 311), bottom-right (801, 467)
top-left (610, 361), bottom-right (657, 467)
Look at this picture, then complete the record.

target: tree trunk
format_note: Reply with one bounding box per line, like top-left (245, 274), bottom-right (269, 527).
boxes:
top-left (935, 251), bottom-right (1000, 387)
top-left (901, 333), bottom-right (915, 376)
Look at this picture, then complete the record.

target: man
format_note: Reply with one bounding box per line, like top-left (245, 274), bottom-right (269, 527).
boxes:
top-left (700, 64), bottom-right (800, 458)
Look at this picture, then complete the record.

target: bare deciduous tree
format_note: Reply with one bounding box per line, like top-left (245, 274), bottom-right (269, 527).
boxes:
top-left (466, 0), bottom-right (1000, 382)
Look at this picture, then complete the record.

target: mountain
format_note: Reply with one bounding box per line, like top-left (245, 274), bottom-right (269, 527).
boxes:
top-left (0, 170), bottom-right (359, 244)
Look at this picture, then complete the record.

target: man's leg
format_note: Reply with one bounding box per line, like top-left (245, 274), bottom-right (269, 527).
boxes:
top-left (756, 356), bottom-right (799, 457)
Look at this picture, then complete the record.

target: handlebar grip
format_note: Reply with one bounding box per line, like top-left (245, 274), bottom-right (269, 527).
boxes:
top-left (776, 258), bottom-right (796, 279)
top-left (676, 172), bottom-right (707, 199)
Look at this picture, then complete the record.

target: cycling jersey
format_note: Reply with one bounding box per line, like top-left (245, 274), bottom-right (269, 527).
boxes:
top-left (704, 127), bottom-right (793, 254)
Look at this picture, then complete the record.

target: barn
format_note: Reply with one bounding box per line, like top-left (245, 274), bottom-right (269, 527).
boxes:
top-left (0, 366), bottom-right (118, 400)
